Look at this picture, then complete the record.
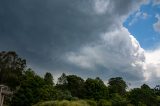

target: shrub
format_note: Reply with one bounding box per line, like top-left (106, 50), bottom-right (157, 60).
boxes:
top-left (33, 101), bottom-right (56, 106)
top-left (138, 102), bottom-right (147, 106)
top-left (86, 100), bottom-right (97, 106)
top-left (70, 97), bottom-right (79, 101)
top-left (110, 93), bottom-right (128, 106)
top-left (98, 99), bottom-right (112, 106)
top-left (33, 100), bottom-right (91, 106)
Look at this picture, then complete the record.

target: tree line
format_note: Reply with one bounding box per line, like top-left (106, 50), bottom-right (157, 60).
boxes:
top-left (0, 51), bottom-right (160, 106)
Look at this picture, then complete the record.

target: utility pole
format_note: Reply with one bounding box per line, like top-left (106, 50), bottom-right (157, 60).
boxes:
top-left (0, 85), bottom-right (12, 106)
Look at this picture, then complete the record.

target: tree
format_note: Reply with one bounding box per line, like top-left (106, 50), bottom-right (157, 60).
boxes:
top-left (11, 69), bottom-right (46, 106)
top-left (108, 77), bottom-right (127, 95)
top-left (44, 72), bottom-right (54, 85)
top-left (57, 73), bottom-right (67, 85)
top-left (141, 84), bottom-right (151, 90)
top-left (56, 73), bottom-right (68, 91)
top-left (38, 84), bottom-right (57, 101)
top-left (66, 75), bottom-right (85, 98)
top-left (0, 51), bottom-right (26, 89)
top-left (154, 85), bottom-right (160, 96)
top-left (128, 84), bottom-right (158, 106)
top-left (85, 77), bottom-right (109, 100)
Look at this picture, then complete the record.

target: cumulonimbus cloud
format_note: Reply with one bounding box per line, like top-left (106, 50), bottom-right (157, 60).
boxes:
top-left (65, 27), bottom-right (146, 81)
top-left (2, 0), bottom-right (160, 86)
top-left (65, 0), bottom-right (160, 84)
top-left (65, 26), bottom-right (160, 84)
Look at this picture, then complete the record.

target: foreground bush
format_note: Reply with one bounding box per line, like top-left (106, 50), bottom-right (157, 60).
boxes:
top-left (98, 99), bottom-right (112, 106)
top-left (33, 100), bottom-right (91, 106)
top-left (85, 100), bottom-right (97, 106)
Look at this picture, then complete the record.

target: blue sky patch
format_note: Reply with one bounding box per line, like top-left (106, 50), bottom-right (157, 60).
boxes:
top-left (124, 2), bottom-right (160, 49)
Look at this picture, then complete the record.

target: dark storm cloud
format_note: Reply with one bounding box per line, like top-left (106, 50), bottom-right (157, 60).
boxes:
top-left (0, 0), bottom-right (111, 69)
top-left (0, 0), bottom-right (148, 82)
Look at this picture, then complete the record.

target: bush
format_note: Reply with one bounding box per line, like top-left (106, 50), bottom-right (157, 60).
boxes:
top-left (33, 100), bottom-right (92, 106)
top-left (127, 104), bottom-right (135, 106)
top-left (33, 101), bottom-right (56, 106)
top-left (57, 100), bottom-right (69, 106)
top-left (70, 97), bottom-right (79, 101)
top-left (56, 90), bottom-right (72, 100)
top-left (86, 100), bottom-right (97, 106)
top-left (111, 93), bottom-right (128, 106)
top-left (98, 99), bottom-right (112, 106)
top-left (157, 96), bottom-right (160, 102)
top-left (138, 102), bottom-right (147, 106)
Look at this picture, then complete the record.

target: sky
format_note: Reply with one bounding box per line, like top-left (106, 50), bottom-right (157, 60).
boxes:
top-left (0, 0), bottom-right (160, 88)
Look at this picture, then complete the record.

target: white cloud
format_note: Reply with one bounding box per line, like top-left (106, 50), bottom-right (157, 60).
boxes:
top-left (65, 25), bottom-right (160, 86)
top-left (153, 14), bottom-right (160, 33)
top-left (66, 27), bottom-right (146, 81)
top-left (144, 48), bottom-right (160, 79)
top-left (145, 49), bottom-right (160, 65)
top-left (50, 0), bottom-right (160, 86)
top-left (63, 0), bottom-right (160, 86)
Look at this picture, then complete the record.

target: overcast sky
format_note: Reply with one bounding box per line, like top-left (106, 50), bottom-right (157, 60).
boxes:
top-left (0, 0), bottom-right (160, 88)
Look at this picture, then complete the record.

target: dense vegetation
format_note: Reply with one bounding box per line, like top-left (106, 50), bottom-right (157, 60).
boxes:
top-left (1, 51), bottom-right (160, 106)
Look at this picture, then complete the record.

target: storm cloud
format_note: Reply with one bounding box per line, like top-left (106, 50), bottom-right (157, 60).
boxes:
top-left (1, 0), bottom-right (157, 86)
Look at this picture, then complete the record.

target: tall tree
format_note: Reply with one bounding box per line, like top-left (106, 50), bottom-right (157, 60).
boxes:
top-left (0, 51), bottom-right (26, 89)
top-left (11, 69), bottom-right (57, 106)
top-left (85, 77), bottom-right (109, 100)
top-left (66, 75), bottom-right (85, 98)
top-left (44, 72), bottom-right (54, 85)
top-left (128, 84), bottom-right (158, 106)
top-left (56, 73), bottom-right (68, 91)
top-left (57, 73), bottom-right (67, 85)
top-left (108, 77), bottom-right (127, 95)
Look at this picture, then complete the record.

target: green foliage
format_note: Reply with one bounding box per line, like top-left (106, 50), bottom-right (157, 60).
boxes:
top-left (44, 72), bottom-right (54, 85)
top-left (11, 69), bottom-right (56, 106)
top-left (38, 85), bottom-right (57, 101)
top-left (154, 85), bottom-right (160, 96)
top-left (85, 100), bottom-right (97, 106)
top-left (128, 84), bottom-right (158, 106)
top-left (33, 100), bottom-right (92, 106)
top-left (141, 84), bottom-right (150, 90)
top-left (108, 77), bottom-right (127, 96)
top-left (98, 99), bottom-right (112, 106)
top-left (33, 101), bottom-right (56, 106)
top-left (57, 73), bottom-right (67, 85)
top-left (56, 73), bottom-right (68, 91)
top-left (0, 51), bottom-right (26, 89)
top-left (66, 75), bottom-right (85, 98)
top-left (110, 93), bottom-right (128, 106)
top-left (138, 102), bottom-right (147, 106)
top-left (127, 104), bottom-right (135, 106)
top-left (56, 74), bottom-right (87, 99)
top-left (1, 51), bottom-right (160, 106)
top-left (55, 90), bottom-right (72, 100)
top-left (156, 96), bottom-right (160, 102)
top-left (85, 77), bottom-right (109, 100)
